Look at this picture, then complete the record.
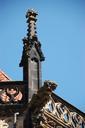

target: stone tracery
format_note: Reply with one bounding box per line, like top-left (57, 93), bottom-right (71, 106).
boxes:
top-left (43, 96), bottom-right (85, 128)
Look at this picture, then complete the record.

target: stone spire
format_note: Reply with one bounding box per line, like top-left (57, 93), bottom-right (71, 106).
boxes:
top-left (26, 9), bottom-right (38, 40)
top-left (19, 9), bottom-right (45, 84)
top-left (19, 9), bottom-right (45, 67)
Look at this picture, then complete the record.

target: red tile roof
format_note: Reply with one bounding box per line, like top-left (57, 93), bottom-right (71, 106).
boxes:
top-left (0, 70), bottom-right (11, 81)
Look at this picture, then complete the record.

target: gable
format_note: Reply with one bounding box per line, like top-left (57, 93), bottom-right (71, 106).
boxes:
top-left (0, 70), bottom-right (11, 81)
top-left (29, 40), bottom-right (45, 61)
top-left (30, 46), bottom-right (40, 61)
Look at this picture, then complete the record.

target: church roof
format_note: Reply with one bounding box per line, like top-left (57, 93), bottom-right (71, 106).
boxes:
top-left (0, 70), bottom-right (12, 81)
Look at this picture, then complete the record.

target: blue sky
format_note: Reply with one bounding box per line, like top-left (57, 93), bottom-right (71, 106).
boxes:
top-left (0, 0), bottom-right (85, 112)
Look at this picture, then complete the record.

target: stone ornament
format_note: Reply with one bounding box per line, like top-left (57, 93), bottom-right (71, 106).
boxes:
top-left (0, 120), bottom-right (9, 128)
top-left (0, 88), bottom-right (23, 103)
top-left (43, 96), bottom-right (85, 128)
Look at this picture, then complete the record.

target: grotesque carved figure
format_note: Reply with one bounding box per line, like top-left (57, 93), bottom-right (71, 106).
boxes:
top-left (29, 80), bottom-right (58, 114)
top-left (24, 80), bottom-right (58, 128)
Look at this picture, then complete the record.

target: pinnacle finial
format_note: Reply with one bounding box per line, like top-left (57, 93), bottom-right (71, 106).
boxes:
top-left (26, 9), bottom-right (38, 18)
top-left (26, 9), bottom-right (38, 40)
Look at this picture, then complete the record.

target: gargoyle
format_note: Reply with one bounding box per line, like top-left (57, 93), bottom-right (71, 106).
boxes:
top-left (29, 80), bottom-right (58, 114)
top-left (24, 80), bottom-right (58, 128)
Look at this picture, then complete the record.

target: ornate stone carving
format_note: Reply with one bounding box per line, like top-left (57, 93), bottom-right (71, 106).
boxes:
top-left (0, 120), bottom-right (9, 128)
top-left (24, 80), bottom-right (57, 128)
top-left (29, 80), bottom-right (57, 115)
top-left (43, 96), bottom-right (85, 128)
top-left (0, 88), bottom-right (23, 103)
top-left (27, 80), bottom-right (85, 128)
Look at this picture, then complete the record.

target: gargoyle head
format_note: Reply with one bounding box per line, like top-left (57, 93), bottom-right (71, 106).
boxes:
top-left (44, 80), bottom-right (58, 91)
